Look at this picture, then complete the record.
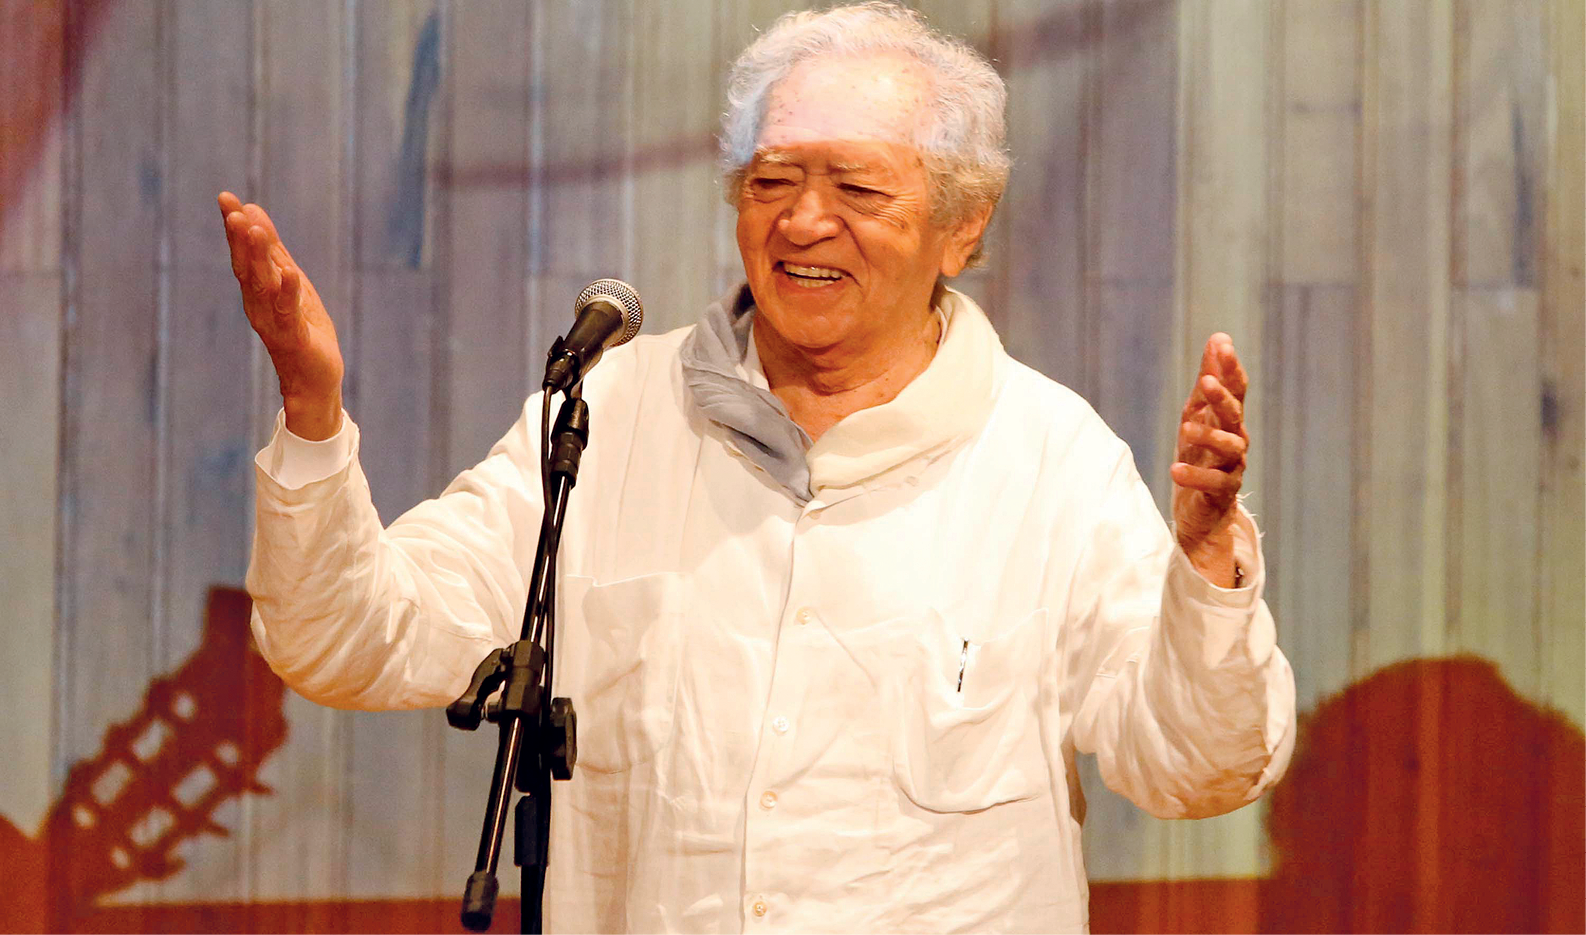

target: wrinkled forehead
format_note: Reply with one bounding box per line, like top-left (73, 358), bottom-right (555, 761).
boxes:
top-left (758, 53), bottom-right (931, 151)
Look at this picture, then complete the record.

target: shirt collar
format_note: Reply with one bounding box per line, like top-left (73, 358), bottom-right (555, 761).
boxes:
top-left (680, 282), bottom-right (1007, 503)
top-left (805, 286), bottom-right (1006, 497)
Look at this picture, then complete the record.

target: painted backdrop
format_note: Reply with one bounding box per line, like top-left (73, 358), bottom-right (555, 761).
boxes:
top-left (1, 0), bottom-right (1581, 931)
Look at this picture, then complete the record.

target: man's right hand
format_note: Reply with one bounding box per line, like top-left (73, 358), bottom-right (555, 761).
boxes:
top-left (219, 191), bottom-right (345, 440)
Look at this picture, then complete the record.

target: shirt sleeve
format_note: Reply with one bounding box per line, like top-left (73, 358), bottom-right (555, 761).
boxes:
top-left (246, 400), bottom-right (546, 710)
top-left (256, 409), bottom-right (356, 489)
top-left (1062, 445), bottom-right (1297, 820)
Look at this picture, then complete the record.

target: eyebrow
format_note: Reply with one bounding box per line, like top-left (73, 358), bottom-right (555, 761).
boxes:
top-left (753, 150), bottom-right (878, 175)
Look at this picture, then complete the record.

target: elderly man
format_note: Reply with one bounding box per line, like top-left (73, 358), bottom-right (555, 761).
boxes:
top-left (223, 3), bottom-right (1294, 932)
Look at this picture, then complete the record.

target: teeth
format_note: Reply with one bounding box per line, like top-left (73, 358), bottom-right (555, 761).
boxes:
top-left (784, 263), bottom-right (843, 281)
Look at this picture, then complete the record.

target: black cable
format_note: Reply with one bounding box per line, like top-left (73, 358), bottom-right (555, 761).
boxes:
top-left (533, 391), bottom-right (554, 642)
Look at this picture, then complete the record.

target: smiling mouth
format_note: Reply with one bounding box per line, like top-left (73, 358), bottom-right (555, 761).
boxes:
top-left (779, 262), bottom-right (847, 288)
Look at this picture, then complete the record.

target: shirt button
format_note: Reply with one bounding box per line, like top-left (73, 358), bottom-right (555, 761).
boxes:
top-left (772, 716), bottom-right (790, 734)
top-left (759, 790), bottom-right (778, 810)
top-left (752, 898), bottom-right (769, 918)
top-left (796, 607), bottom-right (813, 625)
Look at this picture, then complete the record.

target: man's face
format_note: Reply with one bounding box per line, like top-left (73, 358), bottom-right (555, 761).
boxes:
top-left (734, 55), bottom-right (979, 355)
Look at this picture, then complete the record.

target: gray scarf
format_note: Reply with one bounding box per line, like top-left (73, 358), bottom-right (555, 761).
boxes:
top-left (678, 284), bottom-right (813, 502)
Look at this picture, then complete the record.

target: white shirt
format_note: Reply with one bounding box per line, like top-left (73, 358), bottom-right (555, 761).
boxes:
top-left (248, 289), bottom-right (1295, 933)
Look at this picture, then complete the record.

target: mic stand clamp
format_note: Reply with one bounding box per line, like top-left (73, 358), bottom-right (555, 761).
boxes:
top-left (448, 380), bottom-right (589, 934)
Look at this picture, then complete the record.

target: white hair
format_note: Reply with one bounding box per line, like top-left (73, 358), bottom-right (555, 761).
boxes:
top-left (719, 2), bottom-right (1010, 265)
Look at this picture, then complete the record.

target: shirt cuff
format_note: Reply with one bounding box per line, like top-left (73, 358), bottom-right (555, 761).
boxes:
top-left (255, 408), bottom-right (356, 490)
top-left (1164, 504), bottom-right (1275, 668)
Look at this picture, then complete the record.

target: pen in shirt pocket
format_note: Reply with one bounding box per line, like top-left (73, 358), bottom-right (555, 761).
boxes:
top-left (957, 639), bottom-right (969, 692)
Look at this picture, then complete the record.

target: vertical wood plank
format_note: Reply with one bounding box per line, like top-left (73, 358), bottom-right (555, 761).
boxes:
top-left (57, 0), bottom-right (162, 924)
top-left (1452, 0), bottom-right (1545, 290)
top-left (345, 0), bottom-right (447, 905)
top-left (1447, 288), bottom-right (1542, 927)
top-left (248, 1), bottom-right (352, 924)
top-left (628, 0), bottom-right (718, 334)
top-left (1075, 0), bottom-right (1181, 891)
top-left (441, 0), bottom-right (530, 474)
top-left (0, 0), bottom-right (65, 840)
top-left (153, 0), bottom-right (257, 905)
top-left (440, 0), bottom-right (532, 898)
top-left (1174, 0), bottom-right (1272, 519)
top-left (1270, 287), bottom-right (1358, 714)
top-left (1539, 0), bottom-right (1584, 730)
top-left (986, 1), bottom-right (1091, 389)
top-left (527, 2), bottom-right (640, 368)
top-left (1358, 2), bottom-right (1455, 928)
top-left (1089, 0), bottom-right (1177, 507)
top-left (1268, 0), bottom-right (1361, 719)
top-left (1449, 0), bottom-right (1547, 705)
top-left (0, 0), bottom-right (65, 273)
top-left (1278, 0), bottom-right (1362, 286)
top-left (0, 280), bottom-right (62, 834)
top-left (1358, 0), bottom-right (1455, 672)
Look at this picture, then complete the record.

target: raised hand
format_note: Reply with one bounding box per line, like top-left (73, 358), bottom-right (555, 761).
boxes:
top-left (218, 191), bottom-right (345, 440)
top-left (1170, 333), bottom-right (1250, 588)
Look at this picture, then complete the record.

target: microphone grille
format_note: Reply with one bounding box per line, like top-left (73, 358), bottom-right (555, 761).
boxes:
top-left (575, 278), bottom-right (644, 347)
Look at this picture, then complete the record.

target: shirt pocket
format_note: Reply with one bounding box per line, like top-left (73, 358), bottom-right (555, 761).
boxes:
top-left (889, 607), bottom-right (1050, 813)
top-left (558, 571), bottom-right (687, 774)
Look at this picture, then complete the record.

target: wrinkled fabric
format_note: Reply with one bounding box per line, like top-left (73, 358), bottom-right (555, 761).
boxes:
top-left (802, 286), bottom-right (999, 496)
top-left (248, 288), bottom-right (1296, 934)
top-left (679, 285), bottom-right (813, 501)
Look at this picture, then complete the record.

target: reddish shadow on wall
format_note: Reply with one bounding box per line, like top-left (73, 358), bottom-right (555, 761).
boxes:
top-left (3, 594), bottom-right (1579, 934)
top-left (1092, 656), bottom-right (1585, 934)
top-left (0, 588), bottom-right (288, 934)
top-left (0, 0), bottom-right (120, 229)
top-left (1259, 655), bottom-right (1584, 933)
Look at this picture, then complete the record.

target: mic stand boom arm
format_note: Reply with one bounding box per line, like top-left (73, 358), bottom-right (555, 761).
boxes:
top-left (447, 369), bottom-right (587, 934)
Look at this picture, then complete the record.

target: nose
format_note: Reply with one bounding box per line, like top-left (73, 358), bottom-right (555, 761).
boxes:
top-left (777, 185), bottom-right (841, 246)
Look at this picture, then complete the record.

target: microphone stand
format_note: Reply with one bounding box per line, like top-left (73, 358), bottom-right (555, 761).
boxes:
top-left (447, 347), bottom-right (587, 934)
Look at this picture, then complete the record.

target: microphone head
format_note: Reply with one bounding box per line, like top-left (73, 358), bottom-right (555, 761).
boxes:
top-left (574, 279), bottom-right (643, 349)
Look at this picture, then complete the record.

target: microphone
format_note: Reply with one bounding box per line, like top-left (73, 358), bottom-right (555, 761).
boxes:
top-left (543, 279), bottom-right (644, 391)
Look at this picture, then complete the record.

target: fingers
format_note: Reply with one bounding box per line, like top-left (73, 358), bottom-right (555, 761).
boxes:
top-left (1178, 419), bottom-right (1247, 468)
top-left (1176, 334), bottom-right (1250, 536)
top-left (219, 193), bottom-right (296, 283)
top-left (223, 210), bottom-right (251, 281)
top-left (1198, 333), bottom-right (1224, 382)
top-left (1215, 338), bottom-right (1249, 400)
top-left (247, 225), bottom-right (281, 295)
top-left (1197, 332), bottom-right (1249, 402)
top-left (1198, 374), bottom-right (1244, 432)
top-left (1170, 461), bottom-right (1242, 499)
top-left (241, 200), bottom-right (283, 245)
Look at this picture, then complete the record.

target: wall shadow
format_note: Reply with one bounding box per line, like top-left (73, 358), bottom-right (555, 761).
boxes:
top-left (0, 588), bottom-right (288, 933)
top-left (1260, 655), bottom-right (1583, 933)
top-left (1094, 656), bottom-right (1584, 933)
top-left (5, 608), bottom-right (1580, 933)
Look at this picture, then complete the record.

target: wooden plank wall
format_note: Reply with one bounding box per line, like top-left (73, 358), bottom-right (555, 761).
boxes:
top-left (0, 0), bottom-right (67, 849)
top-left (0, 0), bottom-right (1579, 932)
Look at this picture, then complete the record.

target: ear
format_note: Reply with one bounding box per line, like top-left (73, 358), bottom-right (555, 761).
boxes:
top-left (937, 204), bottom-right (994, 278)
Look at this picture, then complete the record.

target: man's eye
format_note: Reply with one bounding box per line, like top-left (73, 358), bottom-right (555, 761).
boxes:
top-left (749, 177), bottom-right (794, 191)
top-left (841, 184), bottom-right (883, 197)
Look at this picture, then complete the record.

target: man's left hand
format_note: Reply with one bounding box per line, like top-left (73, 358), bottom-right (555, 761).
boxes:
top-left (1170, 333), bottom-right (1249, 588)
